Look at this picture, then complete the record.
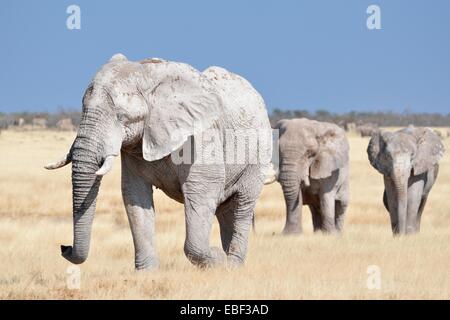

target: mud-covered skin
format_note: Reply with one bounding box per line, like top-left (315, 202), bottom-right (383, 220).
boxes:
top-left (47, 54), bottom-right (272, 270)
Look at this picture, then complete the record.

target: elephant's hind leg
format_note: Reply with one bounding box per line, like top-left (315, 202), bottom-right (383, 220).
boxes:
top-left (217, 191), bottom-right (255, 267)
top-left (182, 177), bottom-right (226, 268)
top-left (216, 195), bottom-right (237, 254)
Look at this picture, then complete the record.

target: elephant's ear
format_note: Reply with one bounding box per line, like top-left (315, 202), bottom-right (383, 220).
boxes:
top-left (412, 128), bottom-right (445, 175)
top-left (310, 127), bottom-right (349, 179)
top-left (274, 119), bottom-right (289, 132)
top-left (367, 130), bottom-right (393, 175)
top-left (142, 62), bottom-right (221, 162)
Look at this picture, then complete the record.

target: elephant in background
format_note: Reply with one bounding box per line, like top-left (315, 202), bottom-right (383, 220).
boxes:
top-left (357, 123), bottom-right (378, 137)
top-left (46, 54), bottom-right (272, 270)
top-left (265, 118), bottom-right (350, 234)
top-left (367, 126), bottom-right (445, 235)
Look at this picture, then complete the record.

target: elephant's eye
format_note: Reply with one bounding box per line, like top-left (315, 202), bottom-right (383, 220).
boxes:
top-left (117, 114), bottom-right (127, 122)
top-left (306, 150), bottom-right (316, 158)
top-left (117, 112), bottom-right (133, 124)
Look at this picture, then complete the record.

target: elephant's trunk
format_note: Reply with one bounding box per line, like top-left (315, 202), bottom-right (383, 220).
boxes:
top-left (59, 85), bottom-right (122, 264)
top-left (62, 112), bottom-right (104, 264)
top-left (392, 168), bottom-right (409, 235)
top-left (279, 164), bottom-right (302, 234)
top-left (63, 160), bottom-right (101, 264)
top-left (281, 178), bottom-right (302, 234)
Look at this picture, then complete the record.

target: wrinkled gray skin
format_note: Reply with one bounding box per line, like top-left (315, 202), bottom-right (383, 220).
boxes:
top-left (265, 118), bottom-right (350, 234)
top-left (46, 54), bottom-right (271, 270)
top-left (367, 126), bottom-right (445, 235)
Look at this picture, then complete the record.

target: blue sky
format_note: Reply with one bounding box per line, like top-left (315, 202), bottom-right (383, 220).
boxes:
top-left (1, 0), bottom-right (449, 114)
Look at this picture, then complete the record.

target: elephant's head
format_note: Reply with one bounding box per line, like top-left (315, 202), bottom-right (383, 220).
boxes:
top-left (367, 126), bottom-right (444, 234)
top-left (275, 119), bottom-right (349, 187)
top-left (45, 54), bottom-right (221, 264)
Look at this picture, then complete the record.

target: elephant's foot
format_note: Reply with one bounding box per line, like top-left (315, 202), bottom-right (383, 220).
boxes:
top-left (185, 246), bottom-right (227, 268)
top-left (135, 257), bottom-right (160, 271)
top-left (226, 254), bottom-right (245, 268)
top-left (319, 226), bottom-right (338, 234)
top-left (282, 224), bottom-right (302, 235)
top-left (210, 247), bottom-right (227, 266)
top-left (406, 226), bottom-right (419, 235)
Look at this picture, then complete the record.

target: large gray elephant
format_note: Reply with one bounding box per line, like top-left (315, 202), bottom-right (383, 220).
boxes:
top-left (265, 118), bottom-right (350, 234)
top-left (46, 54), bottom-right (272, 270)
top-left (367, 126), bottom-right (445, 235)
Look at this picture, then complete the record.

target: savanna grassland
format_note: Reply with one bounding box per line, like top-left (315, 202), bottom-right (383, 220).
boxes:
top-left (0, 129), bottom-right (449, 299)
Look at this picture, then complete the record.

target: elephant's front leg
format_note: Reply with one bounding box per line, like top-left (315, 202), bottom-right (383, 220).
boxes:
top-left (335, 173), bottom-right (349, 232)
top-left (319, 192), bottom-right (337, 233)
top-left (309, 204), bottom-right (322, 232)
top-left (121, 154), bottom-right (159, 270)
top-left (384, 178), bottom-right (399, 234)
top-left (406, 176), bottom-right (425, 234)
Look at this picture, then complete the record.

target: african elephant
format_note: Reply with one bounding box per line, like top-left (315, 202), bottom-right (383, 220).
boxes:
top-left (265, 118), bottom-right (350, 234)
top-left (357, 123), bottom-right (378, 137)
top-left (367, 126), bottom-right (445, 235)
top-left (46, 54), bottom-right (272, 270)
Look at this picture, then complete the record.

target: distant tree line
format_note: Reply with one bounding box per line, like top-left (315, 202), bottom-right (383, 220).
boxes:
top-left (1, 107), bottom-right (450, 129)
top-left (0, 107), bottom-right (81, 129)
top-left (269, 109), bottom-right (450, 127)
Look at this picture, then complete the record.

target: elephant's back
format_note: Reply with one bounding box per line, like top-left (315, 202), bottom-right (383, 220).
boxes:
top-left (203, 66), bottom-right (272, 187)
top-left (203, 66), bottom-right (270, 131)
top-left (277, 118), bottom-right (347, 141)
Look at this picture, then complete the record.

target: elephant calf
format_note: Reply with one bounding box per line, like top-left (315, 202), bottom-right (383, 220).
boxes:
top-left (46, 54), bottom-right (272, 270)
top-left (367, 126), bottom-right (445, 235)
top-left (265, 118), bottom-right (350, 234)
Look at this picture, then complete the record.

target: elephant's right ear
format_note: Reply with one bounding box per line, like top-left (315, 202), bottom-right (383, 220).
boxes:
top-left (412, 128), bottom-right (445, 175)
top-left (142, 62), bottom-right (221, 162)
top-left (367, 130), bottom-right (389, 175)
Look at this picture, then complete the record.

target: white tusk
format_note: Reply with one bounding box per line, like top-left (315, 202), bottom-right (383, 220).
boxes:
top-left (45, 153), bottom-right (71, 170)
top-left (95, 156), bottom-right (116, 176)
top-left (263, 163), bottom-right (278, 185)
top-left (303, 176), bottom-right (310, 188)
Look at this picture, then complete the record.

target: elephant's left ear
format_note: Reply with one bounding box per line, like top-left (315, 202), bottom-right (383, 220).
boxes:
top-left (412, 128), bottom-right (445, 175)
top-left (142, 62), bottom-right (221, 162)
top-left (310, 128), bottom-right (349, 179)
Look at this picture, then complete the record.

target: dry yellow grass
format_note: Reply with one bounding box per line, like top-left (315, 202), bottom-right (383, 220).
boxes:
top-left (0, 129), bottom-right (449, 299)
